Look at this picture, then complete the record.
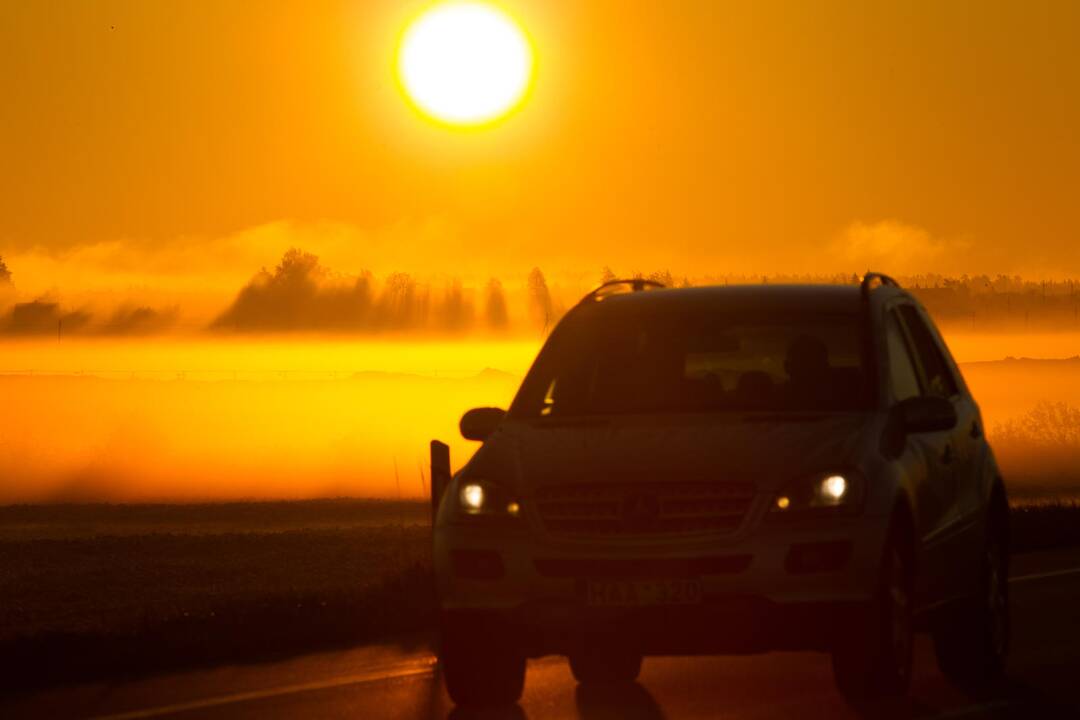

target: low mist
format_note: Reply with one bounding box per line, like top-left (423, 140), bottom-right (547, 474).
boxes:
top-left (0, 328), bottom-right (1078, 503)
top-left (0, 339), bottom-right (536, 502)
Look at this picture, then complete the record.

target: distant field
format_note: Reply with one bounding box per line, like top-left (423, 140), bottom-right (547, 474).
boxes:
top-left (962, 358), bottom-right (1080, 501)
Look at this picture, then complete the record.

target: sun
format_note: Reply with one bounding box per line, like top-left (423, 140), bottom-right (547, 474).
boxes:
top-left (397, 2), bottom-right (534, 126)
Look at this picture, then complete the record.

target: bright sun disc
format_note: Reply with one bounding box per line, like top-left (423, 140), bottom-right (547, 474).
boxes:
top-left (398, 2), bottom-right (533, 125)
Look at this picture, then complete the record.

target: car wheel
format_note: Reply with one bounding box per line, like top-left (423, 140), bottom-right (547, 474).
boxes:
top-left (933, 501), bottom-right (1009, 691)
top-left (569, 645), bottom-right (643, 687)
top-left (440, 614), bottom-right (526, 707)
top-left (832, 521), bottom-right (914, 698)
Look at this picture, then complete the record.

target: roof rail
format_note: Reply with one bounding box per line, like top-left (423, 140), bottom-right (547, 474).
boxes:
top-left (579, 278), bottom-right (666, 304)
top-left (860, 272), bottom-right (900, 301)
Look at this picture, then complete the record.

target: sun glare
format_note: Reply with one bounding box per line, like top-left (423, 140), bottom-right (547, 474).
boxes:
top-left (397, 2), bottom-right (533, 126)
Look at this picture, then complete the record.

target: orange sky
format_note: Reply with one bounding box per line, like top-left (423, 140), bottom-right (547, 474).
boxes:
top-left (2, 0), bottom-right (1080, 284)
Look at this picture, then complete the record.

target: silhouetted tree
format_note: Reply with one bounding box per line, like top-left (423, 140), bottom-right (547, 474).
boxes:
top-left (379, 272), bottom-right (413, 328)
top-left (484, 278), bottom-right (509, 331)
top-left (5, 301), bottom-right (90, 335)
top-left (648, 270), bottom-right (674, 287)
top-left (276, 248), bottom-right (323, 285)
top-left (213, 248), bottom-right (375, 331)
top-left (213, 249), bottom-right (321, 330)
top-left (439, 279), bottom-right (473, 333)
top-left (600, 266), bottom-right (616, 284)
top-left (0, 255), bottom-right (11, 286)
top-left (527, 267), bottom-right (553, 331)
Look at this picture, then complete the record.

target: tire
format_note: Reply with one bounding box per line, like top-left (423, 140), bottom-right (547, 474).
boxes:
top-left (440, 614), bottom-right (526, 707)
top-left (832, 520), bottom-right (915, 699)
top-left (569, 645), bottom-right (643, 687)
top-left (933, 495), bottom-right (1009, 691)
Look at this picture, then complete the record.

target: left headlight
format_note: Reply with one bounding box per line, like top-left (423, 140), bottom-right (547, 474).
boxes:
top-left (769, 470), bottom-right (864, 516)
top-left (457, 480), bottom-right (521, 518)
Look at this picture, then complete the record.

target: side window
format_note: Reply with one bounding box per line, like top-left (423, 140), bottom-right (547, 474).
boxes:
top-left (885, 311), bottom-right (922, 402)
top-left (898, 305), bottom-right (959, 398)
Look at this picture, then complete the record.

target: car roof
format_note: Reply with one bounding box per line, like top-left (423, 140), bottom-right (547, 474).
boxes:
top-left (586, 283), bottom-right (904, 315)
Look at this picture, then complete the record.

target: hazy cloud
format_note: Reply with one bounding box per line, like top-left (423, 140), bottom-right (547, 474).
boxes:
top-left (830, 220), bottom-right (975, 275)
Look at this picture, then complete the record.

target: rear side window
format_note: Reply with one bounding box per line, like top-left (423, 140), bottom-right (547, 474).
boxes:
top-left (897, 305), bottom-right (959, 398)
top-left (885, 311), bottom-right (922, 402)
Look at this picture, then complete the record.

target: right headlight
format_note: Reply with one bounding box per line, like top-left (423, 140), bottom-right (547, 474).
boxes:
top-left (457, 479), bottom-right (521, 519)
top-left (769, 470), bottom-right (864, 517)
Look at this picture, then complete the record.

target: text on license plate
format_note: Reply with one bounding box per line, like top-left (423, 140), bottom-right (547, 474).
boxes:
top-left (586, 578), bottom-right (703, 606)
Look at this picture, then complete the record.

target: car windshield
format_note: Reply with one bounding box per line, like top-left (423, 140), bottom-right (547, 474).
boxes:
top-left (511, 304), bottom-right (871, 417)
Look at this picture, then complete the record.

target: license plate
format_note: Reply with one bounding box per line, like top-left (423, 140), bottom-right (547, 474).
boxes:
top-left (585, 578), bottom-right (703, 606)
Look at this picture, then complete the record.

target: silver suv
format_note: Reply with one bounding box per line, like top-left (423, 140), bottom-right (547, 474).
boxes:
top-left (431, 275), bottom-right (1009, 707)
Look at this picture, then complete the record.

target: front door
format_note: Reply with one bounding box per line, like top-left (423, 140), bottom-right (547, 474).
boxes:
top-left (884, 306), bottom-right (954, 606)
top-left (896, 304), bottom-right (979, 603)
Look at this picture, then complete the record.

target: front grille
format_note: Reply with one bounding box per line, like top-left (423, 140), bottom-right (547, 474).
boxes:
top-left (534, 482), bottom-right (755, 538)
top-left (533, 555), bottom-right (751, 577)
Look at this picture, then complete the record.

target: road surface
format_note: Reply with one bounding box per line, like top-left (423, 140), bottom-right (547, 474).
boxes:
top-left (5, 548), bottom-right (1080, 720)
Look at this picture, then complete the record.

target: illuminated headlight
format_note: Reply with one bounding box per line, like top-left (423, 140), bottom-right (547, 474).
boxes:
top-left (771, 471), bottom-right (862, 516)
top-left (460, 483), bottom-right (485, 511)
top-left (457, 480), bottom-right (521, 518)
top-left (822, 474), bottom-right (847, 502)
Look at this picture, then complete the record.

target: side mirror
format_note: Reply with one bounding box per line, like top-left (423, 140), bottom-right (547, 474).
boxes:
top-left (896, 395), bottom-right (957, 434)
top-left (460, 407), bottom-right (506, 441)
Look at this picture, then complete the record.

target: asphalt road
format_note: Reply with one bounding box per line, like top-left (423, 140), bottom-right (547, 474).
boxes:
top-left (5, 548), bottom-right (1080, 720)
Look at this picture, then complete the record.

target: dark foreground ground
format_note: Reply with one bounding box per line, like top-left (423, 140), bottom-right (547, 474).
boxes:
top-left (4, 547), bottom-right (1080, 720)
top-left (1, 499), bottom-right (1079, 696)
top-left (0, 501), bottom-right (434, 691)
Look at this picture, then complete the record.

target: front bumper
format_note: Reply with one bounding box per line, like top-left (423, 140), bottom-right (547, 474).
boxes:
top-left (435, 517), bottom-right (887, 655)
top-left (441, 597), bottom-right (867, 656)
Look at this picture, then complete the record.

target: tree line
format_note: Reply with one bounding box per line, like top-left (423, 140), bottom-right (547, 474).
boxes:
top-left (2, 251), bottom-right (1080, 336)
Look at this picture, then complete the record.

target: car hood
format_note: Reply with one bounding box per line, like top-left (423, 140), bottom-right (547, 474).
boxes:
top-left (464, 414), bottom-right (876, 497)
